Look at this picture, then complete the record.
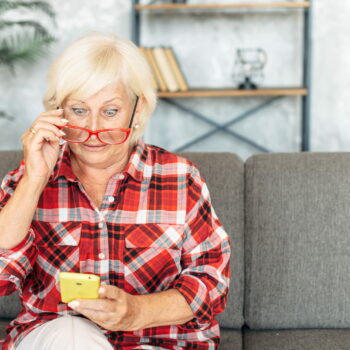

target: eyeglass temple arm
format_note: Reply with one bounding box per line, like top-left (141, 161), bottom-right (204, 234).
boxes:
top-left (128, 96), bottom-right (139, 129)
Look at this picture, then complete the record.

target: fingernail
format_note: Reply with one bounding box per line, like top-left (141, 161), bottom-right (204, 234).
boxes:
top-left (68, 301), bottom-right (79, 309)
top-left (61, 118), bottom-right (69, 123)
top-left (60, 130), bottom-right (66, 135)
top-left (98, 287), bottom-right (105, 294)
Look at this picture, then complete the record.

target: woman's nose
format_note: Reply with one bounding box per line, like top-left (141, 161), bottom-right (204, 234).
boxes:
top-left (85, 115), bottom-right (102, 131)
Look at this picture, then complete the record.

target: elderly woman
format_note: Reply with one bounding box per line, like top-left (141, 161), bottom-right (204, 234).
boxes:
top-left (0, 32), bottom-right (231, 350)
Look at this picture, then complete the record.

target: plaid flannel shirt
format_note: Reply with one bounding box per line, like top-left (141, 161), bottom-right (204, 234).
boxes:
top-left (0, 140), bottom-right (231, 350)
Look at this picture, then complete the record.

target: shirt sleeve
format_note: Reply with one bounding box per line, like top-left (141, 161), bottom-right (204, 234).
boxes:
top-left (0, 160), bottom-right (38, 296)
top-left (170, 165), bottom-right (231, 330)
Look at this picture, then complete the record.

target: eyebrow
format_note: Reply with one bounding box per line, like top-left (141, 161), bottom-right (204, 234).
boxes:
top-left (72, 97), bottom-right (123, 104)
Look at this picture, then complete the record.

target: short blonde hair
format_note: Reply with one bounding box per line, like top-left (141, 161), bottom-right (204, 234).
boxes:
top-left (43, 31), bottom-right (157, 144)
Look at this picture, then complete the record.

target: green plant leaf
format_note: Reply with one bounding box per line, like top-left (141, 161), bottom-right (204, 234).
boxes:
top-left (0, 1), bottom-right (56, 20)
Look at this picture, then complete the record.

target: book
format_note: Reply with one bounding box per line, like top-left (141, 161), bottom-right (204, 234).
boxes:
top-left (144, 47), bottom-right (168, 92)
top-left (152, 47), bottom-right (179, 92)
top-left (164, 47), bottom-right (188, 91)
top-left (139, 47), bottom-right (158, 91)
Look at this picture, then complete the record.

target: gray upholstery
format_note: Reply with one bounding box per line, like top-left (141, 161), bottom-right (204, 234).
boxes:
top-left (243, 328), bottom-right (350, 350)
top-left (2, 150), bottom-right (350, 349)
top-left (181, 152), bottom-right (244, 330)
top-left (245, 153), bottom-right (350, 330)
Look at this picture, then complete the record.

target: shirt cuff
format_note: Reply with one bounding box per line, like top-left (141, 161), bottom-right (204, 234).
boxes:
top-left (171, 274), bottom-right (213, 330)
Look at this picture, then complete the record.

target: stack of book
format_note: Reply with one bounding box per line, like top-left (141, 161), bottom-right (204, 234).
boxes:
top-left (139, 46), bottom-right (189, 92)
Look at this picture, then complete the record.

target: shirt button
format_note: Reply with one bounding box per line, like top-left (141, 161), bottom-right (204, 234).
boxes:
top-left (98, 222), bottom-right (103, 229)
top-left (98, 252), bottom-right (105, 259)
top-left (107, 196), bottom-right (114, 203)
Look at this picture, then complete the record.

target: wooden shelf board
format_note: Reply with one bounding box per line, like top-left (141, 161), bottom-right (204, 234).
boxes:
top-left (136, 2), bottom-right (310, 11)
top-left (157, 88), bottom-right (307, 98)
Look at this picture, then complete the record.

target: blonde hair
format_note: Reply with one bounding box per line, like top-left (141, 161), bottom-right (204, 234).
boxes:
top-left (43, 31), bottom-right (157, 144)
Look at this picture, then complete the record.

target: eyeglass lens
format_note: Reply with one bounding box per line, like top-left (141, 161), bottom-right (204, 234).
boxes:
top-left (61, 127), bottom-right (127, 144)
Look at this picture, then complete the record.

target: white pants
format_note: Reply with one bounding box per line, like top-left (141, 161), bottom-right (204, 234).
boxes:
top-left (15, 314), bottom-right (114, 350)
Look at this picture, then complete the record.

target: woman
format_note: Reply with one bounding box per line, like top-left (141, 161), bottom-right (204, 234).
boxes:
top-left (0, 32), bottom-right (231, 350)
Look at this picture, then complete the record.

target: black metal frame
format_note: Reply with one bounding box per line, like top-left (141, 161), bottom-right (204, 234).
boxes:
top-left (131, 0), bottom-right (312, 152)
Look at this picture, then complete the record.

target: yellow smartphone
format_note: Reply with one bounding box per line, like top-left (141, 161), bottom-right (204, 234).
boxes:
top-left (59, 272), bottom-right (100, 303)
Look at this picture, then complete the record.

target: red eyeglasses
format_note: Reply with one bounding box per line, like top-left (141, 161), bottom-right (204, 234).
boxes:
top-left (58, 125), bottom-right (132, 145)
top-left (57, 96), bottom-right (139, 145)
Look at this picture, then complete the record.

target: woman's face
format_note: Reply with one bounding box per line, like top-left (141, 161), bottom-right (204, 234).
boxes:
top-left (62, 82), bottom-right (142, 169)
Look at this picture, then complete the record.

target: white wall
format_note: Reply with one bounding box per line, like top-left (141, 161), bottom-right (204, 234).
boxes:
top-left (0, 0), bottom-right (346, 160)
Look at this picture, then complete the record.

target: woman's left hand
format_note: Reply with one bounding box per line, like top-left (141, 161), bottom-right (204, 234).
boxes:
top-left (68, 285), bottom-right (143, 331)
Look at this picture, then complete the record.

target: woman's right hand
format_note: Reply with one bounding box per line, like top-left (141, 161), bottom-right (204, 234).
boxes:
top-left (22, 108), bottom-right (68, 184)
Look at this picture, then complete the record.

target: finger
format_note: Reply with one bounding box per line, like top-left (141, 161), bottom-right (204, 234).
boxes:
top-left (69, 298), bottom-right (117, 313)
top-left (76, 308), bottom-right (111, 323)
top-left (30, 121), bottom-right (66, 138)
top-left (29, 128), bottom-right (60, 144)
top-left (40, 108), bottom-right (64, 117)
top-left (36, 115), bottom-right (69, 128)
top-left (98, 285), bottom-right (122, 300)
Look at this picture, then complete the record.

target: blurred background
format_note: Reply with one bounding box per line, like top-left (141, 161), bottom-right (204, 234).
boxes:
top-left (0, 0), bottom-right (345, 160)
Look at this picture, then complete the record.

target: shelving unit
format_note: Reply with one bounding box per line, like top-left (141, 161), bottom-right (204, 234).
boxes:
top-left (131, 1), bottom-right (312, 152)
top-left (135, 2), bottom-right (310, 10)
top-left (157, 88), bottom-right (307, 98)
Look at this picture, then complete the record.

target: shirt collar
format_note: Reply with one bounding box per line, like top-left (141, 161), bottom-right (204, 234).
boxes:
top-left (50, 140), bottom-right (152, 183)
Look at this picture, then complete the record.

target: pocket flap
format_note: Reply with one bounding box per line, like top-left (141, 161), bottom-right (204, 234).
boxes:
top-left (125, 223), bottom-right (184, 250)
top-left (32, 221), bottom-right (82, 246)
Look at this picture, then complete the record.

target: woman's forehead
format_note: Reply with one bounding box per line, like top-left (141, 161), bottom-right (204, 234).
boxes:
top-left (66, 83), bottom-right (129, 104)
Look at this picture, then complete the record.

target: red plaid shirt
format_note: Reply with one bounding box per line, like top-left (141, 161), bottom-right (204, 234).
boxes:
top-left (0, 140), bottom-right (231, 350)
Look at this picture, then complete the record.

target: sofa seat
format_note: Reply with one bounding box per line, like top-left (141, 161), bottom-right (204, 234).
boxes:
top-left (219, 328), bottom-right (243, 350)
top-left (243, 327), bottom-right (350, 350)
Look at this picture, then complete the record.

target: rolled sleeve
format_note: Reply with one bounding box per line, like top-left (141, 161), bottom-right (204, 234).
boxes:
top-left (0, 160), bottom-right (37, 295)
top-left (171, 167), bottom-right (231, 330)
top-left (0, 228), bottom-right (37, 295)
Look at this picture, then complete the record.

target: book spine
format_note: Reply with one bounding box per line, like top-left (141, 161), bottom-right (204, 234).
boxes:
top-left (153, 47), bottom-right (179, 92)
top-left (139, 46), bottom-right (158, 91)
top-left (147, 47), bottom-right (168, 92)
top-left (164, 47), bottom-right (188, 91)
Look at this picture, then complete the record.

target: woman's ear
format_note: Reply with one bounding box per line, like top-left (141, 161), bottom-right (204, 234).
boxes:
top-left (134, 95), bottom-right (146, 124)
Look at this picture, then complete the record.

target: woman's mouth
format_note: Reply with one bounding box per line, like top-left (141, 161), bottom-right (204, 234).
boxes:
top-left (82, 144), bottom-right (107, 151)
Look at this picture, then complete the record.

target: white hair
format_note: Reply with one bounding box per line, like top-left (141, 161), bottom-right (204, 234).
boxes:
top-left (43, 31), bottom-right (157, 144)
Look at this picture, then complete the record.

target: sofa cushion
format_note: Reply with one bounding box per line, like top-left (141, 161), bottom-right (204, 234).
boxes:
top-left (181, 152), bottom-right (244, 329)
top-left (220, 327), bottom-right (243, 350)
top-left (245, 152), bottom-right (350, 329)
top-left (243, 328), bottom-right (350, 350)
top-left (0, 150), bottom-right (23, 181)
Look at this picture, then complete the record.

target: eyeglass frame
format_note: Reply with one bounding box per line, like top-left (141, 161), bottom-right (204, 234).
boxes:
top-left (56, 95), bottom-right (139, 145)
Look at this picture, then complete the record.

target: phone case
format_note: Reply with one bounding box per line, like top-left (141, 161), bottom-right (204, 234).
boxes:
top-left (59, 272), bottom-right (100, 303)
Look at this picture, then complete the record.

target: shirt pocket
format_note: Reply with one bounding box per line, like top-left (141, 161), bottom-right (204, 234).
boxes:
top-left (29, 221), bottom-right (82, 311)
top-left (123, 223), bottom-right (184, 294)
top-left (32, 221), bottom-right (82, 273)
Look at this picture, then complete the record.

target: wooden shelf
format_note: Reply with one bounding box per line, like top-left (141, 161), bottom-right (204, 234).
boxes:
top-left (136, 2), bottom-right (310, 11)
top-left (157, 88), bottom-right (307, 98)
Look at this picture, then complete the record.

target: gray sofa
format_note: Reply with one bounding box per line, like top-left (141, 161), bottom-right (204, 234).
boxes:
top-left (1, 150), bottom-right (350, 349)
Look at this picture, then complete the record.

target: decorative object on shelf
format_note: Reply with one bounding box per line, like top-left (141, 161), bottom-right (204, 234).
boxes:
top-left (140, 46), bottom-right (188, 92)
top-left (233, 48), bottom-right (268, 90)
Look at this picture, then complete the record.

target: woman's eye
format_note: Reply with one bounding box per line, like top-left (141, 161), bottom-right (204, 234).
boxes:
top-left (105, 109), bottom-right (118, 117)
top-left (72, 108), bottom-right (87, 116)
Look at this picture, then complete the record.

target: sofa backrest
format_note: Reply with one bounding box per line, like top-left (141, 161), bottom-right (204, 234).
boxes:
top-left (245, 152), bottom-right (350, 329)
top-left (181, 152), bottom-right (244, 329)
top-left (0, 150), bottom-right (23, 318)
top-left (0, 151), bottom-right (245, 330)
